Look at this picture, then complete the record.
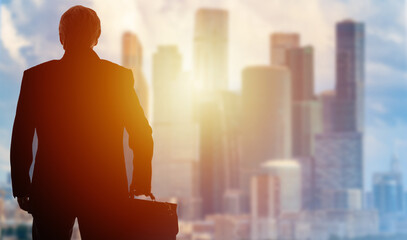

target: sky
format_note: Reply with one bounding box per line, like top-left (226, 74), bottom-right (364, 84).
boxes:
top-left (0, 0), bottom-right (406, 190)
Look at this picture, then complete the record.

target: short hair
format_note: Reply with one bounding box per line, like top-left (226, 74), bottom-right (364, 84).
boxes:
top-left (59, 5), bottom-right (101, 50)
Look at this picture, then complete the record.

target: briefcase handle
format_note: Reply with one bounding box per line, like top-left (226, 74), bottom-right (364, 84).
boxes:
top-left (129, 191), bottom-right (156, 201)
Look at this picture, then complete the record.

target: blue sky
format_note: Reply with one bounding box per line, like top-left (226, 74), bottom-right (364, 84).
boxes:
top-left (0, 0), bottom-right (406, 191)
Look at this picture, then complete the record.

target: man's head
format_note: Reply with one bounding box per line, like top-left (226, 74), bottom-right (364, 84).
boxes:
top-left (59, 5), bottom-right (101, 50)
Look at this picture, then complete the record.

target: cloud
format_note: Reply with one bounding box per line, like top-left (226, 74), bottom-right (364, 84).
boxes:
top-left (0, 144), bottom-right (10, 172)
top-left (369, 102), bottom-right (387, 114)
top-left (0, 5), bottom-right (31, 68)
top-left (31, 0), bottom-right (44, 8)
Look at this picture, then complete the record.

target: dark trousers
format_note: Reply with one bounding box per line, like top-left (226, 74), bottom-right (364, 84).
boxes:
top-left (32, 206), bottom-right (129, 240)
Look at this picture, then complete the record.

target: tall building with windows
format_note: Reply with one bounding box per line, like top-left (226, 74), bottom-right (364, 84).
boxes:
top-left (373, 154), bottom-right (404, 215)
top-left (193, 8), bottom-right (235, 217)
top-left (319, 90), bottom-right (336, 133)
top-left (152, 46), bottom-right (182, 123)
top-left (251, 160), bottom-right (301, 240)
top-left (194, 8), bottom-right (229, 91)
top-left (314, 132), bottom-right (363, 209)
top-left (286, 46), bottom-right (319, 158)
top-left (286, 46), bottom-right (314, 102)
top-left (334, 20), bottom-right (365, 133)
top-left (198, 94), bottom-right (226, 216)
top-left (270, 33), bottom-right (300, 66)
top-left (151, 46), bottom-right (200, 219)
top-left (241, 66), bottom-right (292, 211)
top-left (314, 20), bottom-right (365, 209)
top-left (251, 174), bottom-right (279, 240)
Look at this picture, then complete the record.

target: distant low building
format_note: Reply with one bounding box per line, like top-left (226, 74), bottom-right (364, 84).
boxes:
top-left (277, 210), bottom-right (379, 240)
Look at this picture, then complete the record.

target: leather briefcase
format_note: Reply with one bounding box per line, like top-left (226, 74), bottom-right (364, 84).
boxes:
top-left (125, 195), bottom-right (179, 240)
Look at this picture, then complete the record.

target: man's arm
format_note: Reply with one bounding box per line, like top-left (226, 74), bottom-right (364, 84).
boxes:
top-left (123, 69), bottom-right (153, 196)
top-left (10, 71), bottom-right (35, 202)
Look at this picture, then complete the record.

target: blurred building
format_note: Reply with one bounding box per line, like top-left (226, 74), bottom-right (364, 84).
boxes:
top-left (261, 160), bottom-right (302, 213)
top-left (314, 132), bottom-right (363, 209)
top-left (291, 101), bottom-right (322, 210)
top-left (277, 210), bottom-right (378, 240)
top-left (219, 91), bottom-right (241, 191)
top-left (206, 214), bottom-right (250, 240)
top-left (275, 39), bottom-right (322, 212)
top-left (270, 33), bottom-right (300, 66)
top-left (0, 192), bottom-right (4, 224)
top-left (251, 174), bottom-right (279, 240)
top-left (333, 189), bottom-right (363, 210)
top-left (194, 8), bottom-right (229, 91)
top-left (286, 46), bottom-right (314, 102)
top-left (198, 96), bottom-right (225, 216)
top-left (373, 154), bottom-right (404, 215)
top-left (319, 90), bottom-right (336, 133)
top-left (122, 32), bottom-right (150, 118)
top-left (152, 45), bottom-right (182, 123)
top-left (334, 20), bottom-right (365, 133)
top-left (223, 190), bottom-right (244, 215)
top-left (251, 160), bottom-right (301, 239)
top-left (151, 46), bottom-right (200, 220)
top-left (178, 220), bottom-right (215, 240)
top-left (287, 46), bottom-right (320, 158)
top-left (193, 8), bottom-right (235, 218)
top-left (314, 20), bottom-right (365, 210)
top-left (241, 66), bottom-right (292, 211)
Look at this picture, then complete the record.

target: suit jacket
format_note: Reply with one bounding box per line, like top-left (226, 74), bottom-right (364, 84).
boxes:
top-left (10, 49), bottom-right (153, 214)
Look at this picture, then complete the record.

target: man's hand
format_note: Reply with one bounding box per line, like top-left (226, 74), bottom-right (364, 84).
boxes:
top-left (17, 196), bottom-right (30, 212)
top-left (129, 181), bottom-right (154, 200)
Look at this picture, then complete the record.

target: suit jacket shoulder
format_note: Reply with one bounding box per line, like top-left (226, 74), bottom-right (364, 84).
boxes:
top-left (24, 60), bottom-right (59, 75)
top-left (99, 59), bottom-right (131, 74)
top-left (99, 59), bottom-right (134, 88)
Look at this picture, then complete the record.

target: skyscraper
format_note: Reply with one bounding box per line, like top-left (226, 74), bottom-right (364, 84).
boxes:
top-left (314, 132), bottom-right (363, 209)
top-left (193, 8), bottom-right (232, 217)
top-left (251, 160), bottom-right (301, 240)
top-left (152, 46), bottom-right (182, 123)
top-left (261, 160), bottom-right (302, 213)
top-left (286, 46), bottom-right (319, 158)
top-left (122, 32), bottom-right (142, 68)
top-left (122, 32), bottom-right (150, 118)
top-left (219, 91), bottom-right (241, 191)
top-left (286, 46), bottom-right (314, 102)
top-left (151, 46), bottom-right (199, 219)
top-left (198, 95), bottom-right (226, 216)
top-left (194, 8), bottom-right (229, 91)
top-left (241, 66), bottom-right (292, 210)
top-left (270, 33), bottom-right (300, 66)
top-left (373, 154), bottom-right (404, 215)
top-left (319, 90), bottom-right (336, 133)
top-left (251, 174), bottom-right (279, 240)
top-left (313, 20), bottom-right (365, 209)
top-left (334, 20), bottom-right (365, 133)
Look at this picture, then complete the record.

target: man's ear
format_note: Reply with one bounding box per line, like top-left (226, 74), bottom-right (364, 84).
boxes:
top-left (93, 29), bottom-right (101, 47)
top-left (93, 39), bottom-right (98, 48)
top-left (59, 33), bottom-right (65, 50)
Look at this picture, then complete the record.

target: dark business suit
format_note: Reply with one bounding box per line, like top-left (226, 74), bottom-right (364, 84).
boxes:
top-left (10, 49), bottom-right (153, 239)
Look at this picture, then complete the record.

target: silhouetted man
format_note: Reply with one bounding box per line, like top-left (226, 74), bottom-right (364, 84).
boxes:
top-left (10, 5), bottom-right (153, 239)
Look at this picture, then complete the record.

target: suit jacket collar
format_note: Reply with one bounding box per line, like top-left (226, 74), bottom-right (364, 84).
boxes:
top-left (61, 48), bottom-right (100, 62)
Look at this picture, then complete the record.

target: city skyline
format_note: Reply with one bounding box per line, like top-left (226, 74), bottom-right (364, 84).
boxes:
top-left (0, 1), bottom-right (406, 239)
top-left (0, 0), bottom-right (405, 192)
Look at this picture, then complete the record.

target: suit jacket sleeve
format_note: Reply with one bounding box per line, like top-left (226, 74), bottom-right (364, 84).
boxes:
top-left (123, 69), bottom-right (153, 194)
top-left (10, 71), bottom-right (35, 198)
